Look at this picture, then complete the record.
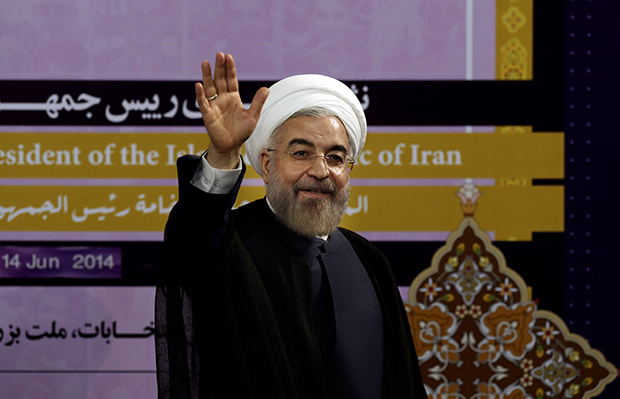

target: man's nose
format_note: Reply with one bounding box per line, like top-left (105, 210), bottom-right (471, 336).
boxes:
top-left (306, 156), bottom-right (330, 179)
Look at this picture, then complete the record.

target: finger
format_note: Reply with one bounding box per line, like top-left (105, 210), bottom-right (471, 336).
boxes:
top-left (201, 61), bottom-right (217, 99)
top-left (224, 54), bottom-right (239, 93)
top-left (195, 82), bottom-right (210, 116)
top-left (213, 52), bottom-right (228, 94)
top-left (247, 87), bottom-right (269, 120)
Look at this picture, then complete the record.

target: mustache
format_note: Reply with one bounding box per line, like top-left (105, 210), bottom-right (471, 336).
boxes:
top-left (293, 179), bottom-right (337, 196)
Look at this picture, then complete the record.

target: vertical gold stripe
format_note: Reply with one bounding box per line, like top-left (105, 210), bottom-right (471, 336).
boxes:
top-left (497, 0), bottom-right (533, 80)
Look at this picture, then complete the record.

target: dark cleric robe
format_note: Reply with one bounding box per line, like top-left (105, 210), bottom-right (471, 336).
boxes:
top-left (155, 154), bottom-right (428, 399)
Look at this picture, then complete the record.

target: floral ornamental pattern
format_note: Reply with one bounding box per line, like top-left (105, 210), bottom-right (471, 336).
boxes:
top-left (502, 6), bottom-right (527, 33)
top-left (497, 0), bottom-right (530, 81)
top-left (500, 177), bottom-right (528, 187)
top-left (499, 126), bottom-right (528, 134)
top-left (500, 37), bottom-right (527, 80)
top-left (405, 182), bottom-right (617, 399)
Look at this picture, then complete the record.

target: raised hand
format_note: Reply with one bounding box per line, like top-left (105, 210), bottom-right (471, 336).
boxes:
top-left (195, 53), bottom-right (269, 169)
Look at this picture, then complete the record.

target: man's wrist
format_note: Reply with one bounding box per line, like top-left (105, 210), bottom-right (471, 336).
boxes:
top-left (206, 149), bottom-right (241, 170)
top-left (191, 154), bottom-right (242, 194)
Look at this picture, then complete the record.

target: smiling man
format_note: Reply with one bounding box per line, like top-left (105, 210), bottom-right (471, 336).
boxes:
top-left (156, 53), bottom-right (427, 399)
top-left (263, 113), bottom-right (352, 238)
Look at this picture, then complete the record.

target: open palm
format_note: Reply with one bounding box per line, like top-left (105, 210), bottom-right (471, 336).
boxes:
top-left (195, 53), bottom-right (269, 169)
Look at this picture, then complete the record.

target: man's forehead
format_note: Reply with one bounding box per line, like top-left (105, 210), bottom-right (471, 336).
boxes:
top-left (278, 115), bottom-right (349, 148)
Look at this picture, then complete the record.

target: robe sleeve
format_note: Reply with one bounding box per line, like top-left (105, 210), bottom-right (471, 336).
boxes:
top-left (155, 154), bottom-right (244, 399)
top-left (155, 156), bottom-right (301, 399)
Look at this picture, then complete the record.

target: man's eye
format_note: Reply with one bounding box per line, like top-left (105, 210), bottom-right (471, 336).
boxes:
top-left (326, 154), bottom-right (345, 164)
top-left (292, 151), bottom-right (310, 159)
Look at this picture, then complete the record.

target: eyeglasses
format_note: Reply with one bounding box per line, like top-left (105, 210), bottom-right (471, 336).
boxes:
top-left (267, 149), bottom-right (355, 175)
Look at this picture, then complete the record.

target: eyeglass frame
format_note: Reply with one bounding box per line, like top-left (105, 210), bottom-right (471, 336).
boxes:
top-left (266, 149), bottom-right (355, 175)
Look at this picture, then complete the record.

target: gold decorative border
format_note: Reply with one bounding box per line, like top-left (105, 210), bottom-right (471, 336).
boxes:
top-left (497, 0), bottom-right (533, 80)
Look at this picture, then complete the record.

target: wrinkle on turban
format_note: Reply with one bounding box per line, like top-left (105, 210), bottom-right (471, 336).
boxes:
top-left (245, 74), bottom-right (367, 177)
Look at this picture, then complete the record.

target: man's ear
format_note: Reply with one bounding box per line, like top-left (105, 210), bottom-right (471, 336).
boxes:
top-left (260, 149), bottom-right (271, 184)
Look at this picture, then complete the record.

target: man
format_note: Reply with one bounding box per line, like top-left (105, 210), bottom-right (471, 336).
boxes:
top-left (156, 53), bottom-right (427, 399)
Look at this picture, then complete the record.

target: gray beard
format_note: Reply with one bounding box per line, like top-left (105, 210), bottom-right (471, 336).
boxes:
top-left (266, 169), bottom-right (350, 238)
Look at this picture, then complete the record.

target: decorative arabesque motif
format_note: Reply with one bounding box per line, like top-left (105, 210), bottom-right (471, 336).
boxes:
top-left (502, 6), bottom-right (527, 33)
top-left (500, 37), bottom-right (527, 80)
top-left (499, 2), bottom-right (528, 80)
top-left (405, 182), bottom-right (617, 399)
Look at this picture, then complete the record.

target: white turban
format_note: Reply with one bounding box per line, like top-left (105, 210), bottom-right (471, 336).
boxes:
top-left (245, 74), bottom-right (367, 177)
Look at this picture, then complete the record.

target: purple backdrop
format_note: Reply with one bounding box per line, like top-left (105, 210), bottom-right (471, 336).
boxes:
top-left (0, 0), bottom-right (495, 81)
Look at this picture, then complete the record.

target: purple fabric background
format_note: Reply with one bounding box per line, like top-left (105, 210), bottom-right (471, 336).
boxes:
top-left (0, 0), bottom-right (495, 80)
top-left (0, 287), bottom-right (156, 398)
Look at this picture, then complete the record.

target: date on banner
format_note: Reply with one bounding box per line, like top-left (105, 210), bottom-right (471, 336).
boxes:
top-left (0, 246), bottom-right (121, 279)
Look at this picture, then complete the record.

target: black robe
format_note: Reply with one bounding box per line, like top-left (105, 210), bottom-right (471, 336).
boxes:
top-left (155, 155), bottom-right (427, 399)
